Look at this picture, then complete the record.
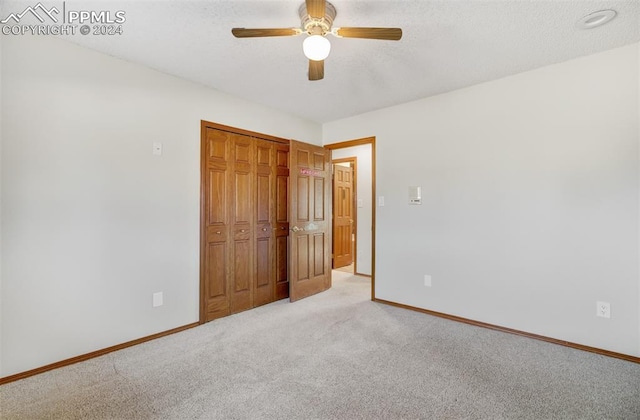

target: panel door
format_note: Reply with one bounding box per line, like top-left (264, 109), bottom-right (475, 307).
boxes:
top-left (333, 164), bottom-right (354, 268)
top-left (254, 139), bottom-right (275, 307)
top-left (229, 134), bottom-right (254, 313)
top-left (274, 143), bottom-right (290, 300)
top-left (289, 140), bottom-right (331, 302)
top-left (202, 128), bottom-right (232, 321)
top-left (201, 123), bottom-right (292, 322)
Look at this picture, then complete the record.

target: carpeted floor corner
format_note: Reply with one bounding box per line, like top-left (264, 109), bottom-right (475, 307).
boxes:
top-left (1, 271), bottom-right (639, 419)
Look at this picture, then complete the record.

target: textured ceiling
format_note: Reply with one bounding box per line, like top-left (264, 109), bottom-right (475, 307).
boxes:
top-left (3, 0), bottom-right (640, 123)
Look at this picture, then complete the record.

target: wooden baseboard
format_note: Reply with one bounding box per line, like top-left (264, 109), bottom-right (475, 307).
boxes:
top-left (374, 298), bottom-right (640, 364)
top-left (355, 272), bottom-right (372, 278)
top-left (0, 322), bottom-right (199, 385)
top-left (4, 300), bottom-right (637, 385)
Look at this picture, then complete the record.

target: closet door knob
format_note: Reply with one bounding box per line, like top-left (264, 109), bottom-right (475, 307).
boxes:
top-left (262, 228), bottom-right (268, 232)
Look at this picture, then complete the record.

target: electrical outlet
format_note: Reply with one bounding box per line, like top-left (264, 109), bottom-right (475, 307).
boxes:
top-left (596, 301), bottom-right (610, 318)
top-left (153, 292), bottom-right (163, 307)
top-left (424, 275), bottom-right (432, 287)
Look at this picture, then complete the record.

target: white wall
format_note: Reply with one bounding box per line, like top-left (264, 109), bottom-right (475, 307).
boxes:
top-left (0, 34), bottom-right (3, 375)
top-left (329, 145), bottom-right (373, 276)
top-left (637, 42), bottom-right (640, 356)
top-left (324, 43), bottom-right (640, 357)
top-left (0, 35), bottom-right (321, 377)
top-left (2, 36), bottom-right (638, 379)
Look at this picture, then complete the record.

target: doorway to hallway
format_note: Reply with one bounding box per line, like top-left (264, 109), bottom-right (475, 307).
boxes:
top-left (325, 137), bottom-right (376, 299)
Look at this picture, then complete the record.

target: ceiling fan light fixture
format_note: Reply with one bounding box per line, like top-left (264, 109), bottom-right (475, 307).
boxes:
top-left (233, 1), bottom-right (402, 80)
top-left (303, 35), bottom-right (331, 61)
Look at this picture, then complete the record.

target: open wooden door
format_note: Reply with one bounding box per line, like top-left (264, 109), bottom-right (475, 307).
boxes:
top-left (289, 140), bottom-right (332, 302)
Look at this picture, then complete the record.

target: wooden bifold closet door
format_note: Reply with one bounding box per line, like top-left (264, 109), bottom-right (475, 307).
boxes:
top-left (200, 124), bottom-right (289, 322)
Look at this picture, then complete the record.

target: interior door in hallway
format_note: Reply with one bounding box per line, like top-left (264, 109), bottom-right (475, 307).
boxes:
top-left (289, 140), bottom-right (332, 302)
top-left (332, 163), bottom-right (354, 268)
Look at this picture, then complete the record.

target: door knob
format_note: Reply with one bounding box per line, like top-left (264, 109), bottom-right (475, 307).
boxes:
top-left (262, 228), bottom-right (268, 232)
top-left (291, 226), bottom-right (304, 232)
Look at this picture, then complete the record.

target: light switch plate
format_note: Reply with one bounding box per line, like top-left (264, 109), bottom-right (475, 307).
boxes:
top-left (409, 186), bottom-right (422, 205)
top-left (153, 292), bottom-right (163, 307)
top-left (378, 196), bottom-right (385, 207)
top-left (424, 275), bottom-right (432, 287)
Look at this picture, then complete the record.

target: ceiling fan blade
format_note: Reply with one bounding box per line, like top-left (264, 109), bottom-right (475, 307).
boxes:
top-left (232, 28), bottom-right (301, 38)
top-left (334, 27), bottom-right (402, 41)
top-left (306, 0), bottom-right (326, 20)
top-left (308, 60), bottom-right (324, 81)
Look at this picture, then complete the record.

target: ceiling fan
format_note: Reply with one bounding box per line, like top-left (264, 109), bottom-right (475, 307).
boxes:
top-left (231, 0), bottom-right (402, 81)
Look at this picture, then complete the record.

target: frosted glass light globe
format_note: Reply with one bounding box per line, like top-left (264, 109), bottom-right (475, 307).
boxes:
top-left (303, 35), bottom-right (331, 61)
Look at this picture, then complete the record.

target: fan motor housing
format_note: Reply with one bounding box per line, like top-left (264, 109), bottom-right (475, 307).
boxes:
top-left (299, 1), bottom-right (336, 35)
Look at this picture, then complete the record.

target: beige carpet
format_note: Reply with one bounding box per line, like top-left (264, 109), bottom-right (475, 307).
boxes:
top-left (1, 271), bottom-right (639, 419)
top-left (333, 263), bottom-right (354, 273)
